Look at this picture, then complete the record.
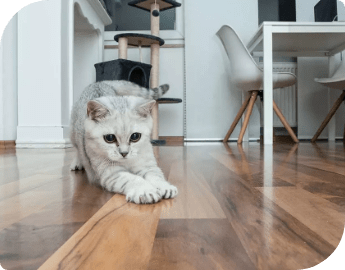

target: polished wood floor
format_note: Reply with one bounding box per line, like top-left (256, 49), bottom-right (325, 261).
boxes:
top-left (0, 142), bottom-right (344, 270)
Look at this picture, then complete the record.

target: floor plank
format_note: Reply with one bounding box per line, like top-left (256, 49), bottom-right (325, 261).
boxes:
top-left (256, 186), bottom-right (345, 247)
top-left (0, 143), bottom-right (344, 270)
top-left (38, 195), bottom-right (161, 270)
top-left (0, 171), bottom-right (114, 270)
top-left (0, 177), bottom-right (66, 231)
top-left (0, 174), bottom-right (61, 202)
top-left (148, 219), bottom-right (256, 270)
top-left (188, 146), bottom-right (338, 269)
top-left (160, 161), bottom-right (226, 219)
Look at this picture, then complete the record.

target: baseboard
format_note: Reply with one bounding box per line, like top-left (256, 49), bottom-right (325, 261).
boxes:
top-left (260, 127), bottom-right (298, 136)
top-left (16, 139), bottom-right (73, 149)
top-left (185, 138), bottom-right (260, 142)
top-left (0, 140), bottom-right (16, 149)
top-left (16, 126), bottom-right (72, 148)
top-left (159, 136), bottom-right (184, 146)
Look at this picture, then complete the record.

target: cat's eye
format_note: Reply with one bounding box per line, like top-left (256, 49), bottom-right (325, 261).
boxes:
top-left (130, 133), bottom-right (141, 143)
top-left (104, 134), bottom-right (117, 143)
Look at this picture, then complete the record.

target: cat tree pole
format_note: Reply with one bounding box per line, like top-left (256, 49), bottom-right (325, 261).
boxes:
top-left (115, 0), bottom-right (182, 145)
top-left (150, 2), bottom-right (160, 141)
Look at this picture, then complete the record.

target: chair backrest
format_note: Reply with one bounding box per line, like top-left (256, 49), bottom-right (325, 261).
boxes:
top-left (216, 25), bottom-right (262, 90)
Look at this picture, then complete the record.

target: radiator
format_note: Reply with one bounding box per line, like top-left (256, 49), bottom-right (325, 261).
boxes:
top-left (258, 62), bottom-right (298, 127)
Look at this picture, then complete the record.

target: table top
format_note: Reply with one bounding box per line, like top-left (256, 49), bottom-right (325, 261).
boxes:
top-left (247, 22), bottom-right (345, 57)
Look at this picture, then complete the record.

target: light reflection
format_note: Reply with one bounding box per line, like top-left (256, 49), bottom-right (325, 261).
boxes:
top-left (263, 145), bottom-right (274, 252)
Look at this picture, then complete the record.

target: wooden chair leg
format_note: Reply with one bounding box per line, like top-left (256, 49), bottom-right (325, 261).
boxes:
top-left (311, 91), bottom-right (345, 143)
top-left (273, 101), bottom-right (299, 143)
top-left (223, 93), bottom-right (251, 143)
top-left (238, 91), bottom-right (258, 144)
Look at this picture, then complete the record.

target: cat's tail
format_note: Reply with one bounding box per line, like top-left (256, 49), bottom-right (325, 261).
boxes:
top-left (149, 84), bottom-right (169, 100)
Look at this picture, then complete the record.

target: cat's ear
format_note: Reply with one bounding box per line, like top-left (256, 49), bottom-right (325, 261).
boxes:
top-left (87, 100), bottom-right (110, 121)
top-left (136, 100), bottom-right (156, 117)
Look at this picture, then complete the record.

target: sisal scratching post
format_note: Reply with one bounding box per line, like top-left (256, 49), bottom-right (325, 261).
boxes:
top-left (151, 3), bottom-right (160, 36)
top-left (151, 43), bottom-right (160, 140)
top-left (150, 2), bottom-right (160, 140)
top-left (118, 37), bottom-right (128, 59)
top-left (138, 41), bottom-right (143, 62)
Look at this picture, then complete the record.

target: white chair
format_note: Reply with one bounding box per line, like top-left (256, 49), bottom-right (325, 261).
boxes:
top-left (311, 62), bottom-right (345, 142)
top-left (216, 25), bottom-right (299, 144)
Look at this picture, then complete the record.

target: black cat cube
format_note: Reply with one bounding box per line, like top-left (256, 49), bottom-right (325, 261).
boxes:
top-left (94, 59), bottom-right (152, 88)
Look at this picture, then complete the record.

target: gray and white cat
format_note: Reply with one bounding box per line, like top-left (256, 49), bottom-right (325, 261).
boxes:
top-left (70, 80), bottom-right (178, 204)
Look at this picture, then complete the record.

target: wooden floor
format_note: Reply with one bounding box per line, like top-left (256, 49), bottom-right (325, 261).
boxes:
top-left (0, 142), bottom-right (344, 270)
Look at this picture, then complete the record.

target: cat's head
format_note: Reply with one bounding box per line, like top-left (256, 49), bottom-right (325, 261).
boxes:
top-left (84, 96), bottom-right (155, 161)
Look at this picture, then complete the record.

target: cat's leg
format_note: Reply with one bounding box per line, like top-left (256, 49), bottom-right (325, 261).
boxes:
top-left (100, 167), bottom-right (162, 204)
top-left (137, 167), bottom-right (178, 199)
top-left (70, 128), bottom-right (84, 171)
top-left (70, 149), bottom-right (84, 171)
top-left (76, 140), bottom-right (97, 183)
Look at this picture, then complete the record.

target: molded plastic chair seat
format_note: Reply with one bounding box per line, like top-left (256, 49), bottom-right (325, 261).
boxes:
top-left (314, 78), bottom-right (345, 89)
top-left (311, 62), bottom-right (345, 142)
top-left (314, 63), bottom-right (345, 89)
top-left (217, 25), bottom-right (299, 144)
top-left (241, 71), bottom-right (297, 91)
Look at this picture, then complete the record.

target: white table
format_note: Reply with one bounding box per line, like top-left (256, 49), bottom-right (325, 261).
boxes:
top-left (247, 22), bottom-right (345, 144)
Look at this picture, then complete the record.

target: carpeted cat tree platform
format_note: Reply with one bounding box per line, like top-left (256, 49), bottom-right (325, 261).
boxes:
top-left (94, 0), bottom-right (182, 145)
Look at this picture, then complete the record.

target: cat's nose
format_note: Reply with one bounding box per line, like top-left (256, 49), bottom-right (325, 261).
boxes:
top-left (120, 152), bottom-right (128, 158)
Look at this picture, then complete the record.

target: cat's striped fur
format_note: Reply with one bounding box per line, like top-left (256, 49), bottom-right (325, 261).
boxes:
top-left (70, 80), bottom-right (178, 204)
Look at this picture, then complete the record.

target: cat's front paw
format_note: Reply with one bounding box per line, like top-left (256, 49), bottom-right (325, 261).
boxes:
top-left (126, 183), bottom-right (161, 204)
top-left (150, 180), bottom-right (178, 199)
top-left (70, 157), bottom-right (84, 171)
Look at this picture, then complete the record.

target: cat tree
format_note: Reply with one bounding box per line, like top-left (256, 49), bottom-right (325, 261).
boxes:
top-left (110, 0), bottom-right (182, 145)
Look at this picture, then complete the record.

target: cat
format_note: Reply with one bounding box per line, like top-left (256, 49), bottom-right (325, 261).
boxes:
top-left (70, 80), bottom-right (178, 204)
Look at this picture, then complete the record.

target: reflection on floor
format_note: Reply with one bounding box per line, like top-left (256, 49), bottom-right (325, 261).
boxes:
top-left (0, 142), bottom-right (344, 270)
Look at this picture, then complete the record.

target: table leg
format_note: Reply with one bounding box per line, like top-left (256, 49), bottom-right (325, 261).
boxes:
top-left (328, 87), bottom-right (336, 141)
top-left (328, 55), bottom-right (336, 141)
top-left (263, 26), bottom-right (273, 145)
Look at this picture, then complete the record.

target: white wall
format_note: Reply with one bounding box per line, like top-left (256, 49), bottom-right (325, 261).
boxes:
top-left (0, 28), bottom-right (2, 139)
top-left (17, 0), bottom-right (64, 143)
top-left (73, 4), bottom-right (101, 102)
top-left (61, 0), bottom-right (72, 136)
top-left (0, 15), bottom-right (18, 141)
top-left (14, 0), bottom-right (109, 147)
top-left (296, 0), bottom-right (345, 139)
top-left (185, 0), bottom-right (259, 141)
top-left (73, 31), bottom-right (100, 101)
